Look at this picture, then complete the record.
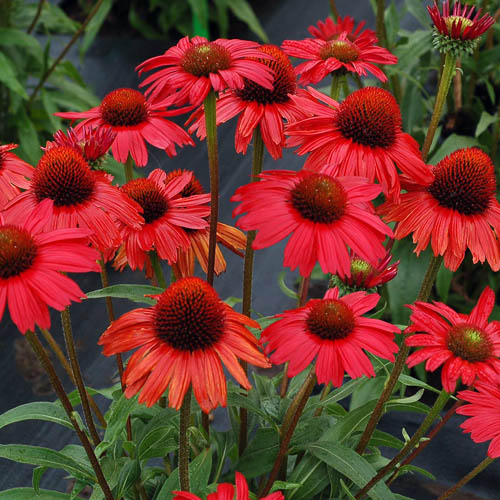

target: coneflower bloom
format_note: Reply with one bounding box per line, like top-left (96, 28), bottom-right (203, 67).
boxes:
top-left (308, 15), bottom-right (376, 42)
top-left (231, 169), bottom-right (393, 277)
top-left (261, 287), bottom-right (399, 386)
top-left (98, 277), bottom-right (270, 412)
top-left (136, 36), bottom-right (275, 107)
top-left (282, 30), bottom-right (397, 85)
top-left (332, 250), bottom-right (399, 291)
top-left (379, 148), bottom-right (500, 271)
top-left (119, 169), bottom-right (210, 271)
top-left (56, 88), bottom-right (194, 166)
top-left (405, 286), bottom-right (500, 393)
top-left (187, 45), bottom-right (306, 160)
top-left (173, 472), bottom-right (284, 500)
top-left (0, 203), bottom-right (100, 333)
top-left (4, 146), bottom-right (143, 253)
top-left (428, 1), bottom-right (495, 54)
top-left (286, 87), bottom-right (432, 201)
top-left (0, 144), bottom-right (34, 208)
top-left (44, 127), bottom-right (116, 166)
top-left (457, 379), bottom-right (500, 458)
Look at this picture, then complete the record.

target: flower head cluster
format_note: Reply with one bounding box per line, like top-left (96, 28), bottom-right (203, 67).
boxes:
top-left (0, 144), bottom-right (33, 208)
top-left (406, 287), bottom-right (500, 393)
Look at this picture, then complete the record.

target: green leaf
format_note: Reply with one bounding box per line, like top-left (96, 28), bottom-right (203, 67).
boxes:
top-left (475, 111), bottom-right (498, 137)
top-left (287, 455), bottom-right (329, 500)
top-left (189, 448), bottom-right (212, 497)
top-left (0, 445), bottom-right (95, 481)
top-left (397, 464), bottom-right (436, 480)
top-left (429, 134), bottom-right (480, 164)
top-left (213, 0), bottom-right (229, 37)
top-left (48, 74), bottom-right (100, 108)
top-left (102, 393), bottom-right (141, 445)
top-left (436, 263), bottom-right (453, 302)
top-left (237, 427), bottom-right (279, 478)
top-left (278, 271), bottom-right (299, 300)
top-left (0, 28), bottom-right (43, 63)
top-left (319, 378), bottom-right (364, 407)
top-left (137, 425), bottom-right (177, 460)
top-left (405, 0), bottom-right (430, 28)
top-left (42, 90), bottom-right (63, 130)
top-left (0, 489), bottom-right (71, 499)
top-left (80, 0), bottom-right (114, 57)
top-left (188, 0), bottom-right (209, 37)
top-left (115, 459), bottom-right (141, 499)
top-left (85, 284), bottom-right (163, 304)
top-left (227, 0), bottom-right (268, 42)
top-left (0, 52), bottom-right (27, 99)
top-left (369, 430), bottom-right (404, 449)
top-left (0, 402), bottom-right (72, 430)
top-left (390, 388), bottom-right (425, 405)
top-left (398, 374), bottom-right (442, 395)
top-left (15, 107), bottom-right (41, 165)
top-left (227, 386), bottom-right (275, 425)
top-left (307, 441), bottom-right (397, 500)
top-left (32, 466), bottom-right (47, 494)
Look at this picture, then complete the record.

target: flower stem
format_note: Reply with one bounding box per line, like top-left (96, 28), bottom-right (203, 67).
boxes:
top-left (27, 0), bottom-right (45, 34)
top-left (179, 387), bottom-right (192, 492)
top-left (436, 456), bottom-right (496, 500)
top-left (204, 89), bottom-right (219, 286)
top-left (330, 73), bottom-right (344, 100)
top-left (329, 0), bottom-right (339, 20)
top-left (39, 328), bottom-right (106, 428)
top-left (239, 125), bottom-right (265, 456)
top-left (422, 52), bottom-right (457, 161)
top-left (124, 154), bottom-right (134, 183)
top-left (149, 251), bottom-right (167, 289)
top-left (260, 367), bottom-right (317, 498)
top-left (354, 390), bottom-right (450, 500)
top-left (386, 399), bottom-right (463, 486)
top-left (355, 254), bottom-right (443, 455)
top-left (375, 0), bottom-right (388, 48)
top-left (25, 330), bottom-right (113, 500)
top-left (61, 307), bottom-right (101, 446)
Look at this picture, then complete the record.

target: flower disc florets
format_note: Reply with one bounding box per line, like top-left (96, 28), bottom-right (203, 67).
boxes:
top-left (306, 299), bottom-right (355, 340)
top-left (101, 88), bottom-right (148, 127)
top-left (181, 42), bottom-right (232, 77)
top-left (121, 179), bottom-right (168, 224)
top-left (447, 324), bottom-right (493, 363)
top-left (0, 226), bottom-right (37, 279)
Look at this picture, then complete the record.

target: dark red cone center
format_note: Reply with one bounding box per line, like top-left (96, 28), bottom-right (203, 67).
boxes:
top-left (320, 39), bottom-right (360, 63)
top-left (306, 299), bottom-right (355, 340)
top-left (33, 146), bottom-right (95, 206)
top-left (0, 225), bottom-right (37, 279)
top-left (101, 88), bottom-right (148, 127)
top-left (447, 324), bottom-right (492, 363)
top-left (122, 178), bottom-right (168, 224)
top-left (164, 169), bottom-right (205, 197)
top-left (154, 277), bottom-right (226, 351)
top-left (181, 42), bottom-right (232, 77)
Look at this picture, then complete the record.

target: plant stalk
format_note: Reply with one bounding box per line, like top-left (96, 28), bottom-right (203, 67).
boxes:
top-left (25, 331), bottom-right (113, 500)
top-left (149, 251), bottom-right (167, 289)
top-left (330, 73), bottom-right (344, 100)
top-left (422, 52), bottom-right (457, 161)
top-left (61, 307), bottom-right (101, 446)
top-left (204, 90), bottom-right (219, 286)
top-left (329, 0), bottom-right (339, 20)
top-left (124, 154), bottom-right (134, 183)
top-left (179, 387), bottom-right (192, 492)
top-left (355, 255), bottom-right (443, 455)
top-left (27, 0), bottom-right (46, 34)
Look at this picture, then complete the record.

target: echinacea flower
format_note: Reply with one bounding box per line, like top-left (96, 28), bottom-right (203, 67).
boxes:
top-left (286, 87), bottom-right (432, 201)
top-left (379, 148), bottom-right (500, 271)
top-left (308, 15), bottom-right (376, 42)
top-left (405, 286), bottom-right (500, 393)
top-left (332, 250), bottom-right (399, 291)
top-left (457, 378), bottom-right (500, 458)
top-left (187, 45), bottom-right (306, 159)
top-left (119, 169), bottom-right (211, 270)
top-left (0, 202), bottom-right (100, 333)
top-left (136, 36), bottom-right (276, 107)
top-left (282, 30), bottom-right (397, 85)
top-left (428, 1), bottom-right (495, 55)
top-left (44, 127), bottom-right (116, 166)
top-left (173, 471), bottom-right (283, 500)
top-left (4, 146), bottom-right (143, 253)
top-left (260, 287), bottom-right (399, 386)
top-left (0, 144), bottom-right (34, 208)
top-left (231, 169), bottom-right (393, 277)
top-left (98, 277), bottom-right (270, 412)
top-left (56, 88), bottom-right (194, 166)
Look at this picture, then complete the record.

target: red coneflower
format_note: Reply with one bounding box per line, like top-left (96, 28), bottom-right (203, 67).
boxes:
top-left (457, 378), bottom-right (500, 458)
top-left (56, 88), bottom-right (194, 166)
top-left (261, 287), bottom-right (399, 386)
top-left (286, 87), bottom-right (432, 201)
top-left (0, 203), bottom-right (100, 333)
top-left (308, 15), bottom-right (376, 42)
top-left (282, 30), bottom-right (397, 85)
top-left (0, 144), bottom-right (34, 208)
top-left (231, 169), bottom-right (393, 277)
top-left (380, 148), bottom-right (500, 271)
top-left (173, 471), bottom-right (284, 500)
top-left (136, 36), bottom-right (275, 108)
top-left (119, 169), bottom-right (210, 271)
top-left (187, 45), bottom-right (305, 159)
top-left (44, 127), bottom-right (116, 166)
top-left (4, 146), bottom-right (143, 254)
top-left (98, 277), bottom-right (270, 412)
top-left (405, 286), bottom-right (500, 393)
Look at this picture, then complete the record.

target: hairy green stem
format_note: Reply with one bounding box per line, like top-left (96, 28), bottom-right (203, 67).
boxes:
top-left (124, 154), bottom-right (134, 183)
top-left (260, 368), bottom-right (317, 498)
top-left (179, 388), bottom-right (192, 492)
top-left (61, 307), bottom-right (101, 446)
top-left (329, 0), bottom-right (339, 20)
top-left (330, 73), bottom-right (344, 100)
top-left (25, 331), bottom-right (113, 499)
top-left (27, 0), bottom-right (46, 34)
top-left (437, 456), bottom-right (495, 500)
top-left (355, 390), bottom-right (450, 499)
top-left (355, 255), bottom-right (443, 455)
top-left (422, 52), bottom-right (457, 161)
top-left (204, 90), bottom-right (219, 286)
top-left (149, 251), bottom-right (167, 289)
